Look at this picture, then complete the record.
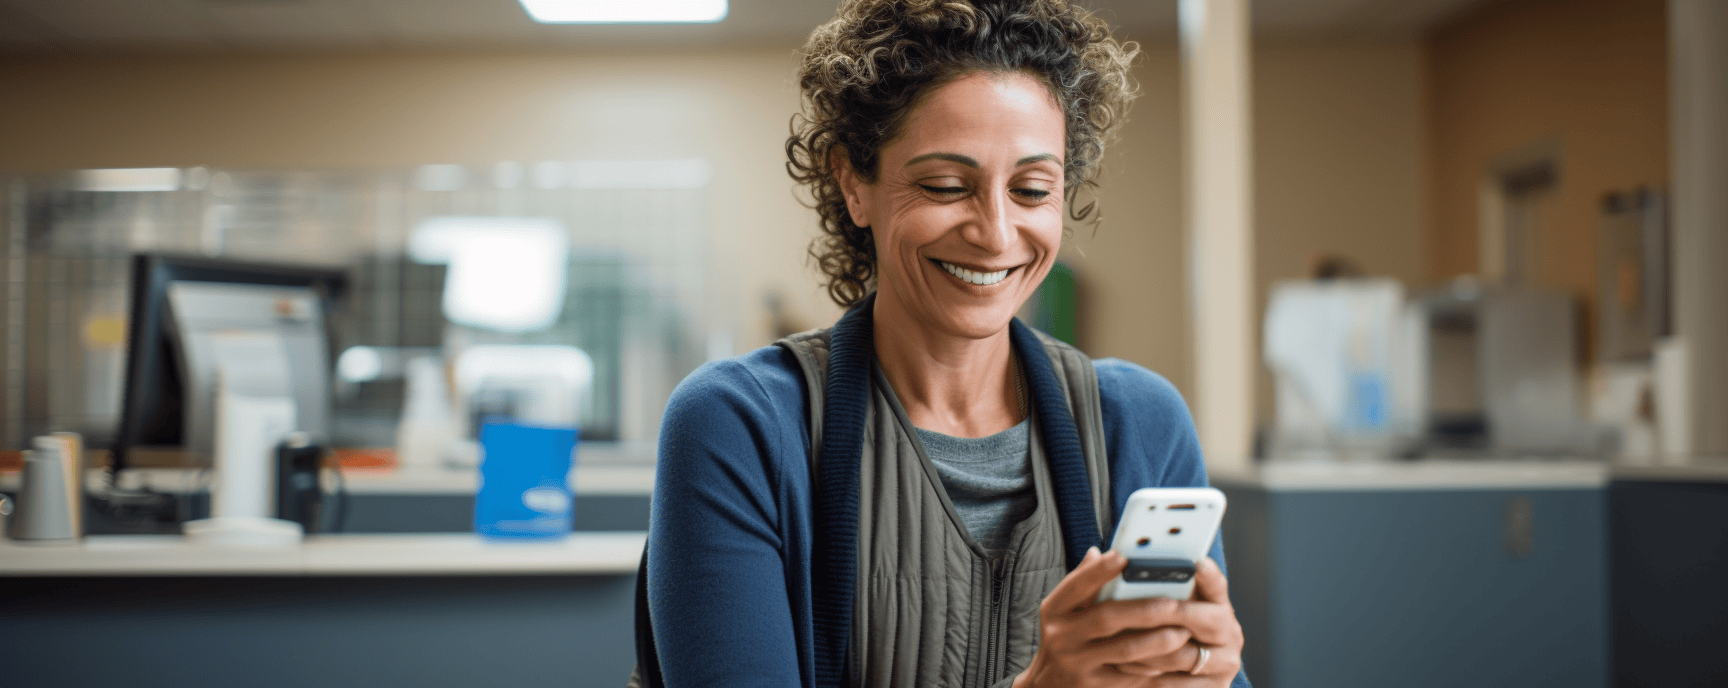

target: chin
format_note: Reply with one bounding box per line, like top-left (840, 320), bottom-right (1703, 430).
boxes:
top-left (929, 302), bottom-right (1023, 340)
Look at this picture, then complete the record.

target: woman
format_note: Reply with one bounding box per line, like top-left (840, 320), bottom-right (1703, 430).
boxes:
top-left (643, 1), bottom-right (1248, 686)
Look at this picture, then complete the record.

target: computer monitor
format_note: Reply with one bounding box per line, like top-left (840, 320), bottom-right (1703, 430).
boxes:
top-left (113, 254), bottom-right (347, 475)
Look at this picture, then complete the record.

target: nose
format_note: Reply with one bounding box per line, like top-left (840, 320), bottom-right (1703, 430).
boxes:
top-left (962, 186), bottom-right (1015, 254)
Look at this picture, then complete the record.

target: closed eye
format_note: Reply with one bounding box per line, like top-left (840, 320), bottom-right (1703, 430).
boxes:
top-left (918, 184), bottom-right (968, 196)
top-left (1013, 188), bottom-right (1052, 201)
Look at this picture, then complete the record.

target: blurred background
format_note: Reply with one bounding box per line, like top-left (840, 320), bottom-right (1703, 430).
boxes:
top-left (0, 0), bottom-right (1723, 687)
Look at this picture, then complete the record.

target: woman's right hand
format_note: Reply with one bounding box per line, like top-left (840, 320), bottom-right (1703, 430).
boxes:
top-left (1012, 547), bottom-right (1238, 687)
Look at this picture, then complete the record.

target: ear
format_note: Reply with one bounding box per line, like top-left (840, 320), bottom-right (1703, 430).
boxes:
top-left (832, 148), bottom-right (872, 229)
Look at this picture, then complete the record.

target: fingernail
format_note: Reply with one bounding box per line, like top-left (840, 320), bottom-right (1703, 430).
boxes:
top-left (1085, 546), bottom-right (1100, 560)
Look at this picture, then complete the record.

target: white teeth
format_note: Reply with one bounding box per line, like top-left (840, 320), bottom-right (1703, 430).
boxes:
top-left (938, 260), bottom-right (1009, 286)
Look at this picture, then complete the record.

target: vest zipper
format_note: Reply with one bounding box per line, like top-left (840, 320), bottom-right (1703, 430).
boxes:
top-left (983, 556), bottom-right (1009, 686)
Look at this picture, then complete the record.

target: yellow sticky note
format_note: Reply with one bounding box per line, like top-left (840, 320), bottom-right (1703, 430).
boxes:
top-left (84, 317), bottom-right (126, 347)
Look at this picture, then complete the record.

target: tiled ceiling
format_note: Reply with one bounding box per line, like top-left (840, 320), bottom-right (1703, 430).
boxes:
top-left (0, 0), bottom-right (1496, 54)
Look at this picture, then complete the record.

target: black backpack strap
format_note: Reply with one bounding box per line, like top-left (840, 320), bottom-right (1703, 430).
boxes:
top-left (630, 543), bottom-right (663, 688)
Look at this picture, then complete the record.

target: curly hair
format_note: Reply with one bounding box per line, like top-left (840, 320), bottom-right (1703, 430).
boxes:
top-left (786, 0), bottom-right (1139, 308)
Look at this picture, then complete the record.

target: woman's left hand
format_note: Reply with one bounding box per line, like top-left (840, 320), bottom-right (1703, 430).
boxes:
top-left (1109, 557), bottom-right (1244, 685)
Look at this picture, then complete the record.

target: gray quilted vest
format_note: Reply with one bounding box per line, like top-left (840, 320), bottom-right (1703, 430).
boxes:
top-left (776, 324), bottom-right (1112, 688)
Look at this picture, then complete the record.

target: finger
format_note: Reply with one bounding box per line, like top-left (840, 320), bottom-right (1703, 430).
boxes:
top-left (1042, 547), bottom-right (1128, 614)
top-left (1192, 557), bottom-right (1231, 607)
top-left (1110, 641), bottom-right (1205, 677)
top-left (1147, 674), bottom-right (1222, 688)
top-left (1147, 645), bottom-right (1243, 686)
top-left (1108, 661), bottom-right (1163, 678)
top-left (1197, 644), bottom-right (1243, 679)
top-left (1094, 596), bottom-right (1237, 649)
top-left (1083, 596), bottom-right (1187, 638)
top-left (1076, 625), bottom-right (1192, 667)
top-left (1101, 666), bottom-right (1171, 688)
top-left (1167, 600), bottom-right (1242, 648)
top-left (1085, 594), bottom-right (1240, 644)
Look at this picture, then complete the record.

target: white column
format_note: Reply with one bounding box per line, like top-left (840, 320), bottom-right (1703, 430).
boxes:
top-left (1180, 0), bottom-right (1255, 472)
top-left (1670, 0), bottom-right (1728, 456)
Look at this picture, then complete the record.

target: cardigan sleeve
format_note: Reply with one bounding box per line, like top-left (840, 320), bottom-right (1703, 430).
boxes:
top-left (648, 352), bottom-right (807, 686)
top-left (1096, 358), bottom-right (1255, 688)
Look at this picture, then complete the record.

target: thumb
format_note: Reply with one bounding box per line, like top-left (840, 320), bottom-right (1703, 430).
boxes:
top-left (1043, 546), bottom-right (1125, 613)
top-left (1192, 556), bottom-right (1231, 606)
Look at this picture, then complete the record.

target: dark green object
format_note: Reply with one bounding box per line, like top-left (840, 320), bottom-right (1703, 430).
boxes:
top-left (1029, 261), bottom-right (1080, 348)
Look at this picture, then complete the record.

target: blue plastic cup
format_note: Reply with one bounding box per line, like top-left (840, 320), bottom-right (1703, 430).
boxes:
top-left (475, 420), bottom-right (578, 540)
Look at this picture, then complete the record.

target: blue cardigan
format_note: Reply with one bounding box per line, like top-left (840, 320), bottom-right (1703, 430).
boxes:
top-left (647, 343), bottom-right (1250, 687)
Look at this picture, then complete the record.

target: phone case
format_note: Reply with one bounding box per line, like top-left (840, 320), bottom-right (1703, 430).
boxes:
top-left (1097, 487), bottom-right (1227, 602)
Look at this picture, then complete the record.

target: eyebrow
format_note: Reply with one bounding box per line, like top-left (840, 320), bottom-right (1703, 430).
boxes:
top-left (903, 152), bottom-right (1061, 168)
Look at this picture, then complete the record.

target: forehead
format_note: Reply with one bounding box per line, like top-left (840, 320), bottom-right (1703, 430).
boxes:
top-left (889, 71), bottom-right (1066, 157)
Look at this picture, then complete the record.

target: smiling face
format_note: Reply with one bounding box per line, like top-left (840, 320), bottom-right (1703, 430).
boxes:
top-left (837, 70), bottom-right (1067, 342)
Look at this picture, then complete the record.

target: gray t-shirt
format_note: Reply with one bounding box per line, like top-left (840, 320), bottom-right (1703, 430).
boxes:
top-left (914, 420), bottom-right (1036, 552)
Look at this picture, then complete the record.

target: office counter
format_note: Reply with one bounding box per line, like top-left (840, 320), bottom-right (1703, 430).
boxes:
top-left (1604, 458), bottom-right (1728, 688)
top-left (0, 463), bottom-right (654, 688)
top-left (10, 457), bottom-right (1723, 688)
top-left (1211, 460), bottom-right (1610, 688)
top-left (0, 532), bottom-right (646, 576)
top-left (1212, 458), bottom-right (1728, 688)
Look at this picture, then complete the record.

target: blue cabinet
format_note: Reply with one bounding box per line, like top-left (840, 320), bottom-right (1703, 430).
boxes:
top-left (1216, 471), bottom-right (1607, 688)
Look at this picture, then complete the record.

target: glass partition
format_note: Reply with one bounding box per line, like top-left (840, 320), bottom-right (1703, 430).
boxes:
top-left (0, 163), bottom-right (721, 462)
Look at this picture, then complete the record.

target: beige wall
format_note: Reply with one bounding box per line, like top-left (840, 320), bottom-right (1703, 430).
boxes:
top-left (0, 42), bottom-right (1428, 407)
top-left (1253, 42), bottom-right (1428, 415)
top-left (0, 49), bottom-right (831, 356)
top-left (1059, 47), bottom-right (1188, 386)
top-left (1424, 0), bottom-right (1670, 364)
top-left (1066, 41), bottom-right (1427, 409)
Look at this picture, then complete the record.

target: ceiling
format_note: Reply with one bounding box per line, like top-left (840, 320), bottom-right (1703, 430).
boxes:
top-left (0, 0), bottom-right (1497, 55)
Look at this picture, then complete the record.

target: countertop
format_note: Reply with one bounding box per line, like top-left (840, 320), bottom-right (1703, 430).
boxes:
top-left (0, 531), bottom-right (646, 576)
top-left (1209, 459), bottom-right (1611, 491)
top-left (1211, 457), bottom-right (1728, 490)
top-left (1607, 456), bottom-right (1728, 483)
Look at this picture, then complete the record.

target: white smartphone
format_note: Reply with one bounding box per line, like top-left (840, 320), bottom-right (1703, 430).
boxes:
top-left (1096, 487), bottom-right (1227, 603)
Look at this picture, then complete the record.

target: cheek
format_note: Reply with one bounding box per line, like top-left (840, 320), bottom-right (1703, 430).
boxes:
top-left (1028, 207), bottom-right (1065, 251)
top-left (881, 185), bottom-right (945, 228)
top-left (879, 197), bottom-right (957, 251)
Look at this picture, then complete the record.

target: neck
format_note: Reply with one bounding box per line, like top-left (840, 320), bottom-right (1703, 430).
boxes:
top-left (870, 292), bottom-right (1023, 438)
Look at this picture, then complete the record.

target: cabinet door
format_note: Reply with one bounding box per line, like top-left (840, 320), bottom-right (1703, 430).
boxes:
top-left (1611, 480), bottom-right (1728, 688)
top-left (1224, 486), bottom-right (1606, 688)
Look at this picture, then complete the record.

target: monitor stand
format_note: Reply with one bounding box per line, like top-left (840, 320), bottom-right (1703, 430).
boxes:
top-left (183, 516), bottom-right (304, 547)
top-left (181, 371), bottom-right (304, 547)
